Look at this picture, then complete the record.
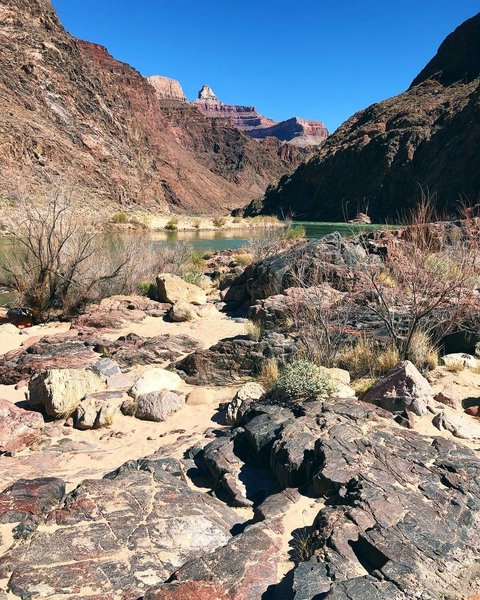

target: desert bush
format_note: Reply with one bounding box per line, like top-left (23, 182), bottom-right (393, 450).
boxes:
top-left (406, 331), bottom-right (439, 370)
top-left (275, 359), bottom-right (337, 401)
top-left (351, 377), bottom-right (378, 397)
top-left (213, 216), bottom-right (227, 228)
top-left (0, 193), bottom-right (140, 321)
top-left (232, 216), bottom-right (242, 224)
top-left (245, 218), bottom-right (306, 262)
top-left (193, 218), bottom-right (201, 229)
top-left (165, 217), bottom-right (178, 231)
top-left (111, 212), bottom-right (128, 224)
top-left (353, 198), bottom-right (480, 361)
top-left (444, 361), bottom-right (465, 373)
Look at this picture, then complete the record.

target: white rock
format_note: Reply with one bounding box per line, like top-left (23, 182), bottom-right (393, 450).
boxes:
top-left (28, 369), bottom-right (107, 418)
top-left (130, 368), bottom-right (183, 399)
top-left (442, 353), bottom-right (478, 369)
top-left (170, 300), bottom-right (198, 322)
top-left (156, 273), bottom-right (207, 305)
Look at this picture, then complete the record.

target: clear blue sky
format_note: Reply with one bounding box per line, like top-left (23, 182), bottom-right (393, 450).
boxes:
top-left (51, 0), bottom-right (479, 132)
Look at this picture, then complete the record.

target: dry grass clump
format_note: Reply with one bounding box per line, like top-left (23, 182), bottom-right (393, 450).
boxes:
top-left (233, 252), bottom-right (254, 267)
top-left (213, 216), bottom-right (227, 228)
top-left (445, 361), bottom-right (465, 373)
top-left (406, 331), bottom-right (439, 370)
top-left (165, 217), bottom-right (178, 231)
top-left (259, 358), bottom-right (280, 391)
top-left (351, 377), bottom-right (379, 397)
top-left (111, 212), bottom-right (128, 224)
top-left (245, 319), bottom-right (263, 342)
top-left (339, 338), bottom-right (400, 379)
top-left (291, 528), bottom-right (320, 563)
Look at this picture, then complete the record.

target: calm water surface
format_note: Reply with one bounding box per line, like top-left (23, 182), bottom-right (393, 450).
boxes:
top-left (0, 222), bottom-right (386, 306)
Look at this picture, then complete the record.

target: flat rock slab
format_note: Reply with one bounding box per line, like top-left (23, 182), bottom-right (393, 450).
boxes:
top-left (0, 477), bottom-right (65, 524)
top-left (0, 459), bottom-right (239, 599)
top-left (0, 400), bottom-right (44, 453)
top-left (0, 331), bottom-right (102, 386)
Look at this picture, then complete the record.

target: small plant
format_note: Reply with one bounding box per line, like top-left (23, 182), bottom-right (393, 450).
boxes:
top-left (193, 219), bottom-right (201, 229)
top-left (407, 331), bottom-right (438, 370)
top-left (111, 212), bottom-right (128, 224)
top-left (232, 216), bottom-right (242, 224)
top-left (444, 361), bottom-right (465, 373)
top-left (276, 359), bottom-right (337, 400)
top-left (291, 528), bottom-right (321, 562)
top-left (285, 224), bottom-right (306, 240)
top-left (233, 252), bottom-right (254, 267)
top-left (351, 377), bottom-right (378, 397)
top-left (165, 217), bottom-right (178, 231)
top-left (259, 358), bottom-right (280, 391)
top-left (213, 216), bottom-right (227, 228)
top-left (339, 338), bottom-right (400, 379)
top-left (245, 319), bottom-right (263, 341)
top-left (138, 282), bottom-right (156, 298)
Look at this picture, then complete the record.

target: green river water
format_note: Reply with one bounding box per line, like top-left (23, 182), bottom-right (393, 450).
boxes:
top-left (0, 221), bottom-right (385, 306)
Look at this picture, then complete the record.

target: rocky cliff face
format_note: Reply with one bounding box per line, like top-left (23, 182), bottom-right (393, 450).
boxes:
top-left (147, 76), bottom-right (187, 102)
top-left (244, 12), bottom-right (480, 221)
top-left (192, 85), bottom-right (329, 147)
top-left (0, 0), bottom-right (307, 214)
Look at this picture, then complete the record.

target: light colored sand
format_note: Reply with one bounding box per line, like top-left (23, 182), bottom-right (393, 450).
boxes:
top-left (0, 321), bottom-right (71, 355)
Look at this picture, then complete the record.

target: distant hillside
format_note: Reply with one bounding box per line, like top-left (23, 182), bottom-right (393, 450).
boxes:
top-left (243, 13), bottom-right (480, 222)
top-left (0, 0), bottom-right (308, 214)
top-left (192, 84), bottom-right (329, 147)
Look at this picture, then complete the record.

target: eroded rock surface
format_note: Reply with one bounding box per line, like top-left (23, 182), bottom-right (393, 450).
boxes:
top-left (0, 400), bottom-right (44, 453)
top-left (0, 459), bottom-right (239, 599)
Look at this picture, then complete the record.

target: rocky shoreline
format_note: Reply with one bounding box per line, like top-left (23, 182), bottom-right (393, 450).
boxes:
top-left (0, 228), bottom-right (479, 599)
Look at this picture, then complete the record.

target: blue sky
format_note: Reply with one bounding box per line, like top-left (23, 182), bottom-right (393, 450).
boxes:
top-left (51, 0), bottom-right (479, 132)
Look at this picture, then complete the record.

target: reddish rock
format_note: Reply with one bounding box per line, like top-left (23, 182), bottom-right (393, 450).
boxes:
top-left (145, 582), bottom-right (232, 600)
top-left (0, 400), bottom-right (44, 453)
top-left (0, 477), bottom-right (65, 523)
top-left (192, 85), bottom-right (328, 147)
top-left (465, 405), bottom-right (480, 417)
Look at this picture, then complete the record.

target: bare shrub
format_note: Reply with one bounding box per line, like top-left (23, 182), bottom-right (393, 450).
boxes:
top-left (0, 190), bottom-right (196, 321)
top-left (246, 218), bottom-right (305, 262)
top-left (353, 199), bottom-right (480, 360)
top-left (212, 216), bottom-right (227, 228)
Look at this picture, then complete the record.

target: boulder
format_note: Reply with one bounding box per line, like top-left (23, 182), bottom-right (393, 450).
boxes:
top-left (75, 391), bottom-right (125, 430)
top-left (186, 389), bottom-right (215, 406)
top-left (362, 360), bottom-right (432, 416)
top-left (130, 368), bottom-right (183, 398)
top-left (27, 368), bottom-right (107, 418)
top-left (96, 332), bottom-right (203, 370)
top-left (156, 274), bottom-right (206, 305)
top-left (432, 410), bottom-right (480, 440)
top-left (434, 381), bottom-right (480, 411)
top-left (0, 400), bottom-right (44, 453)
top-left (169, 301), bottom-right (197, 322)
top-left (194, 304), bottom-right (218, 318)
top-left (135, 390), bottom-right (185, 422)
top-left (442, 352), bottom-right (479, 369)
top-left (1, 459), bottom-right (238, 599)
top-left (226, 382), bottom-right (265, 425)
top-left (0, 478), bottom-right (65, 524)
top-left (0, 330), bottom-right (101, 386)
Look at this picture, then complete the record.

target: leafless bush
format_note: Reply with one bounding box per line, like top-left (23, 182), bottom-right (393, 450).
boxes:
top-left (246, 219), bottom-right (305, 262)
top-left (0, 190), bottom-right (195, 321)
top-left (353, 199), bottom-right (480, 360)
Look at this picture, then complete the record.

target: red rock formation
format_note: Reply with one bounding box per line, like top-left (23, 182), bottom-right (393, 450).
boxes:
top-left (0, 0), bottom-right (308, 214)
top-left (192, 85), bottom-right (328, 147)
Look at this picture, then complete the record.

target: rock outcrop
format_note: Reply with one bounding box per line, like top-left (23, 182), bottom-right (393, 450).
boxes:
top-left (192, 85), bottom-right (329, 147)
top-left (243, 12), bottom-right (480, 221)
top-left (148, 75), bottom-right (187, 102)
top-left (0, 0), bottom-right (306, 213)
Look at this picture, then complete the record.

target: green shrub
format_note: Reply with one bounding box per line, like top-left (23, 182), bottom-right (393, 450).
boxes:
top-left (285, 224), bottom-right (306, 240)
top-left (138, 282), bottom-right (156, 298)
top-left (165, 217), bottom-right (178, 231)
top-left (275, 359), bottom-right (336, 400)
top-left (111, 212), bottom-right (128, 224)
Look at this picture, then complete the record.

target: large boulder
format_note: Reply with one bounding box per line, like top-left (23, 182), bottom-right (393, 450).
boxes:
top-left (130, 368), bottom-right (183, 398)
top-left (362, 360), bottom-right (433, 415)
top-left (0, 459), bottom-right (239, 599)
top-left (27, 368), bottom-right (107, 418)
top-left (0, 400), bottom-right (44, 453)
top-left (135, 390), bottom-right (185, 422)
top-left (156, 274), bottom-right (207, 305)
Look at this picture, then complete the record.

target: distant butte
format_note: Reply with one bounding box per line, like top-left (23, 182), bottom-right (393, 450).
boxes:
top-left (191, 84), bottom-right (329, 147)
